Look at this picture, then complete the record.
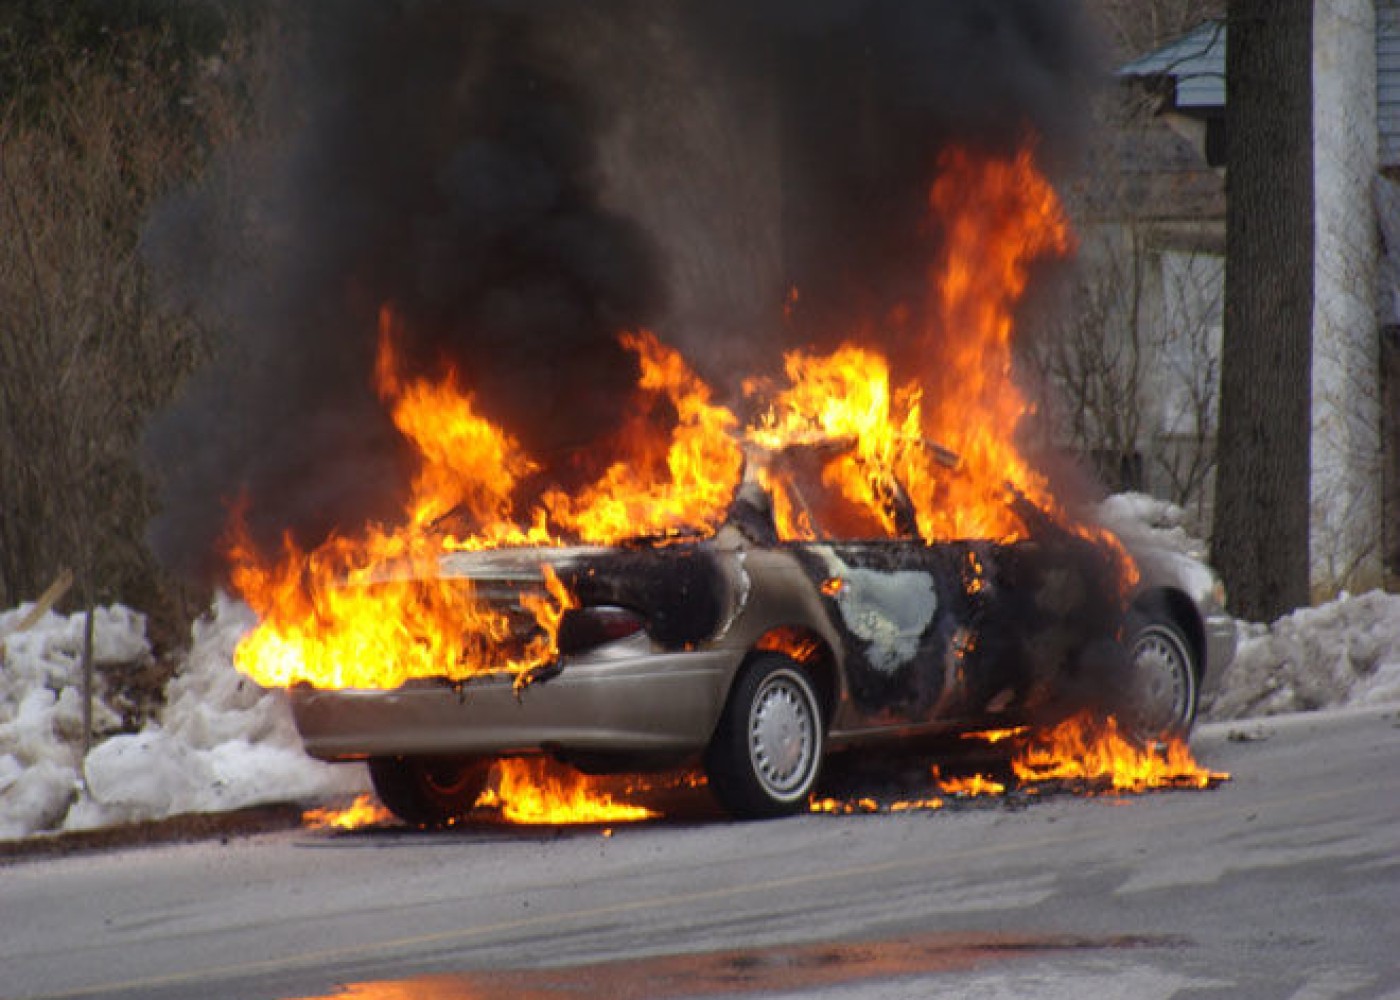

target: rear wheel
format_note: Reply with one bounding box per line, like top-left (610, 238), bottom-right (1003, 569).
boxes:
top-left (705, 654), bottom-right (823, 819)
top-left (367, 755), bottom-right (491, 828)
top-left (1123, 612), bottom-right (1199, 738)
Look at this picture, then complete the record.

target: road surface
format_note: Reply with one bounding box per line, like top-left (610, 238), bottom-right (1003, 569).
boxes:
top-left (3, 705), bottom-right (1398, 1000)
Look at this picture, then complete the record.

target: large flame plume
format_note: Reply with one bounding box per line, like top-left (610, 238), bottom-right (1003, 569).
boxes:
top-left (748, 147), bottom-right (1077, 544)
top-left (231, 144), bottom-right (1108, 694)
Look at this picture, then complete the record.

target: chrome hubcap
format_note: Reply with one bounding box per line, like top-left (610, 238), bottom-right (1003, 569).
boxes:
top-left (749, 672), bottom-right (816, 798)
top-left (1130, 626), bottom-right (1193, 733)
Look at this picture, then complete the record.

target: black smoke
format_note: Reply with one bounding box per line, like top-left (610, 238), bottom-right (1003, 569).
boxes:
top-left (679, 0), bottom-right (1094, 362)
top-left (143, 0), bottom-right (1095, 583)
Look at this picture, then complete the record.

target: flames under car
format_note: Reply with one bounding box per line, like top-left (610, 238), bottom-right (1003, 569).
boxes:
top-left (289, 470), bottom-right (1236, 824)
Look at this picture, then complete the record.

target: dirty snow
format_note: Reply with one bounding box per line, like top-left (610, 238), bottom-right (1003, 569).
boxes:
top-left (0, 493), bottom-right (1396, 842)
top-left (1207, 590), bottom-right (1400, 719)
top-left (0, 596), bottom-right (364, 842)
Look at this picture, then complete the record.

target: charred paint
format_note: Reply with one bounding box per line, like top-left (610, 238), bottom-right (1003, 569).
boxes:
top-left (789, 543), bottom-right (959, 718)
top-left (807, 545), bottom-right (937, 674)
top-left (785, 532), bottom-right (1124, 725)
top-left (563, 545), bottom-right (730, 650)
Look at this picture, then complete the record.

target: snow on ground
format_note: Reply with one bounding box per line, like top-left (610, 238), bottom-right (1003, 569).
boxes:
top-left (1208, 590), bottom-right (1400, 719)
top-left (0, 493), bottom-right (1396, 842)
top-left (0, 596), bottom-right (363, 842)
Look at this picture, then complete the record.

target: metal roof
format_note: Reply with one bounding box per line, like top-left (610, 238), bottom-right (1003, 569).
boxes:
top-left (1379, 2), bottom-right (1400, 166)
top-left (1119, 9), bottom-right (1400, 168)
top-left (1118, 19), bottom-right (1226, 112)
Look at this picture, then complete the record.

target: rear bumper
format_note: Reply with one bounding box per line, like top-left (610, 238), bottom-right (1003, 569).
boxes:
top-left (289, 646), bottom-right (737, 761)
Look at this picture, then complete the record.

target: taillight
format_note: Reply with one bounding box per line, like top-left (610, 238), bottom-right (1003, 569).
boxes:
top-left (557, 606), bottom-right (646, 655)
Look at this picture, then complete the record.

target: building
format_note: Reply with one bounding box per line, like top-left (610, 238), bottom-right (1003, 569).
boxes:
top-left (1116, 4), bottom-right (1398, 596)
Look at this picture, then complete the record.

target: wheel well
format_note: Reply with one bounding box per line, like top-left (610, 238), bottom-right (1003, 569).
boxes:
top-left (749, 626), bottom-right (840, 728)
top-left (1131, 587), bottom-right (1205, 680)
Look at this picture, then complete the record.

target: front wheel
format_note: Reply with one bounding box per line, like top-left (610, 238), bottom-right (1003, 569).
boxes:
top-left (705, 654), bottom-right (824, 819)
top-left (367, 755), bottom-right (491, 828)
top-left (1122, 612), bottom-right (1199, 738)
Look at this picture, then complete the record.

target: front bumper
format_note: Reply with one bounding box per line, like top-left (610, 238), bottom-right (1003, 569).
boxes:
top-left (289, 645), bottom-right (737, 761)
top-left (1201, 612), bottom-right (1238, 694)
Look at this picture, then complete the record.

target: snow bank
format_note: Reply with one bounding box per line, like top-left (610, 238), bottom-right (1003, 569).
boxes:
top-left (0, 604), bottom-right (135, 839)
top-left (1208, 590), bottom-right (1400, 719)
top-left (0, 596), bottom-right (363, 842)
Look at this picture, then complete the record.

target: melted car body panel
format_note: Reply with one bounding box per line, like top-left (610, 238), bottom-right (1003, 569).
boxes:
top-left (807, 545), bottom-right (938, 675)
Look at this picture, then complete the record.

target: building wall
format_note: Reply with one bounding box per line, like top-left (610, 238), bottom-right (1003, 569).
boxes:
top-left (1312, 0), bottom-right (1385, 593)
top-left (1143, 248), bottom-right (1224, 527)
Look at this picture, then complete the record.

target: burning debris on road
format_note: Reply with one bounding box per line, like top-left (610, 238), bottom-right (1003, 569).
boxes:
top-left (138, 1), bottom-right (1232, 826)
top-left (303, 719), bottom-right (1228, 833)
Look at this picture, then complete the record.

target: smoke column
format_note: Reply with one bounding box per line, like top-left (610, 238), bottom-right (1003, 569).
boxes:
top-left (143, 0), bottom-right (1095, 582)
top-left (676, 0), bottom-right (1094, 366)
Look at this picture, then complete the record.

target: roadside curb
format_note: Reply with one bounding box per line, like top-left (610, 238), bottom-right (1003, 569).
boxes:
top-left (0, 803), bottom-right (306, 865)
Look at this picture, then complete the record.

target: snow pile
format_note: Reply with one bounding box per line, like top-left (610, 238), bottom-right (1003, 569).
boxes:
top-left (0, 605), bottom-right (137, 839)
top-left (1, 596), bottom-right (362, 841)
top-left (1208, 590), bottom-right (1400, 719)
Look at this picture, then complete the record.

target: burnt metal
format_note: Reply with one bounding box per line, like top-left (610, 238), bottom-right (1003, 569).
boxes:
top-left (563, 545), bottom-right (729, 650)
top-left (788, 542), bottom-right (958, 717)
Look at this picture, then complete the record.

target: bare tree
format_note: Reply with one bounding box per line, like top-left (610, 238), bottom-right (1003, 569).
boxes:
top-left (0, 28), bottom-right (250, 644)
top-left (1088, 0), bottom-right (1226, 59)
top-left (1024, 223), bottom-right (1147, 492)
top-left (1023, 219), bottom-right (1222, 523)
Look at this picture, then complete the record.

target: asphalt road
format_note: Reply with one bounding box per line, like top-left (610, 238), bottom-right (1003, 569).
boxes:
top-left (3, 705), bottom-right (1398, 1000)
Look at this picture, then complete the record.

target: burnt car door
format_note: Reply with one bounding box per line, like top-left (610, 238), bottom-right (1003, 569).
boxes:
top-left (770, 452), bottom-right (1125, 734)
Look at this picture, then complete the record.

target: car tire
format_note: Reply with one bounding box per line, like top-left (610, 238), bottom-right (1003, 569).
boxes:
top-left (1122, 611), bottom-right (1199, 738)
top-left (705, 653), bottom-right (824, 819)
top-left (367, 755), bottom-right (491, 828)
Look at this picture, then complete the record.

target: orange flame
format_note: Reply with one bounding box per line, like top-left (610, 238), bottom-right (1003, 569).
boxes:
top-left (810, 797), bottom-right (885, 815)
top-left (959, 726), bottom-right (1028, 745)
top-left (754, 627), bottom-right (824, 665)
top-left (376, 309), bottom-right (543, 542)
top-left (228, 523), bottom-right (574, 689)
top-left (814, 716), bottom-right (1225, 814)
top-left (231, 144), bottom-right (1127, 696)
top-left (477, 759), bottom-right (658, 824)
top-left (227, 310), bottom-right (571, 690)
top-left (303, 793), bottom-right (394, 830)
top-left (749, 147), bottom-right (1074, 545)
top-left (742, 146), bottom-right (1136, 595)
top-left (543, 331), bottom-right (744, 544)
top-left (912, 146), bottom-right (1070, 543)
top-left (936, 772), bottom-right (1007, 798)
top-left (1012, 713), bottom-right (1227, 793)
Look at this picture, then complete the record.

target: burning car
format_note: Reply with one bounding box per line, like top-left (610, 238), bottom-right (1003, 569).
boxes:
top-left (226, 146), bottom-right (1234, 826)
top-left (286, 445), bottom-right (1234, 824)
